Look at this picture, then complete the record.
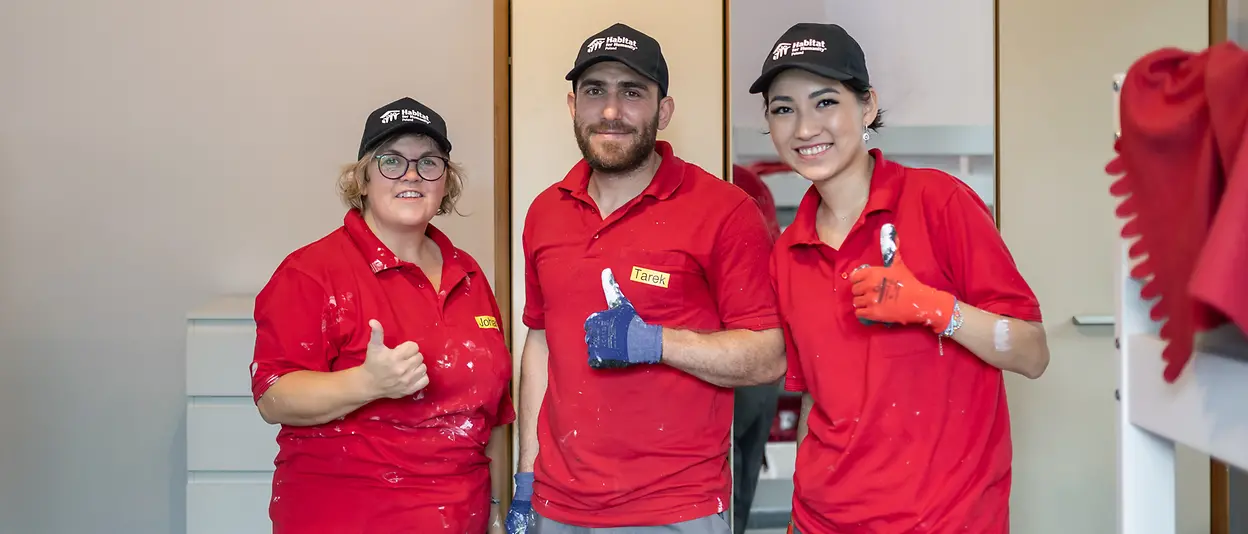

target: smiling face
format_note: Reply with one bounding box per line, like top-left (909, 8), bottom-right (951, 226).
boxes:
top-left (361, 133), bottom-right (447, 230)
top-left (568, 61), bottom-right (674, 174)
top-left (764, 69), bottom-right (878, 183)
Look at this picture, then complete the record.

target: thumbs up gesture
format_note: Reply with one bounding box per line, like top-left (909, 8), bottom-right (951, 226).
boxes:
top-left (848, 224), bottom-right (957, 334)
top-left (361, 319), bottom-right (430, 399)
top-left (583, 268), bottom-right (663, 369)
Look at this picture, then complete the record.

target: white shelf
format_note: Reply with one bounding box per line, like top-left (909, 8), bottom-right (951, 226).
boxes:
top-left (1122, 332), bottom-right (1248, 472)
top-left (758, 441), bottom-right (797, 480)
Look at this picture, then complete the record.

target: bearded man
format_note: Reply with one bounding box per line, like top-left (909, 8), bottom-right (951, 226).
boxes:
top-left (505, 22), bottom-right (786, 534)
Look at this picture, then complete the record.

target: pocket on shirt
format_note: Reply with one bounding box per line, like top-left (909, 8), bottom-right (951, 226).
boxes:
top-left (867, 325), bottom-right (939, 358)
top-left (611, 249), bottom-right (704, 318)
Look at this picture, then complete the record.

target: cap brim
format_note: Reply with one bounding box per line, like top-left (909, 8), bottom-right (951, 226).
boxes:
top-left (358, 123), bottom-right (452, 160)
top-left (565, 55), bottom-right (664, 91)
top-left (748, 63), bottom-right (855, 94)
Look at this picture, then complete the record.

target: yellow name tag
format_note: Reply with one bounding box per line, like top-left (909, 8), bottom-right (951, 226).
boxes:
top-left (475, 316), bottom-right (499, 329)
top-left (630, 266), bottom-right (671, 288)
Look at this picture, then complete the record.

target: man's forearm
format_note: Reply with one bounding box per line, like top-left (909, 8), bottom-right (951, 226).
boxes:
top-left (660, 328), bottom-right (785, 388)
top-left (517, 329), bottom-right (549, 472)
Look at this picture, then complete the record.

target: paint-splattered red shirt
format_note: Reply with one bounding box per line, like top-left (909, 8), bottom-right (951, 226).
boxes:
top-left (250, 209), bottom-right (514, 533)
top-left (773, 150), bottom-right (1041, 534)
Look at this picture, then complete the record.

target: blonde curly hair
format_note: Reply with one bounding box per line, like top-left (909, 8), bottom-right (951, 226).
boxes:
top-left (337, 135), bottom-right (465, 216)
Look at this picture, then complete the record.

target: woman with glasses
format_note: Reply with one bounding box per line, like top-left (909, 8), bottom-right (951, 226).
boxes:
top-left (250, 97), bottom-right (514, 534)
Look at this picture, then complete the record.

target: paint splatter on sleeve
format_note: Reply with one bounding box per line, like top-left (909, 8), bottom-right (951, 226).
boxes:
top-left (939, 188), bottom-right (1042, 322)
top-left (710, 198), bottom-right (783, 331)
top-left (250, 266), bottom-right (333, 404)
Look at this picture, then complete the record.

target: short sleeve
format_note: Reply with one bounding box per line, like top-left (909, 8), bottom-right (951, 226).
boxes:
top-left (711, 198), bottom-right (782, 331)
top-left (495, 386), bottom-right (517, 427)
top-left (520, 210), bottom-right (546, 330)
top-left (250, 266), bottom-right (332, 404)
top-left (771, 250), bottom-right (806, 393)
top-left (940, 187), bottom-right (1043, 322)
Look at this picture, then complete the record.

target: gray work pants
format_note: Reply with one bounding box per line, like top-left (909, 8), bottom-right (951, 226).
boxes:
top-left (533, 511), bottom-right (731, 534)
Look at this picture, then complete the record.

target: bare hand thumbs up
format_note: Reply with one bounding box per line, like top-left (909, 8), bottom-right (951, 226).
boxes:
top-left (368, 319), bottom-right (388, 350)
top-left (361, 319), bottom-right (429, 400)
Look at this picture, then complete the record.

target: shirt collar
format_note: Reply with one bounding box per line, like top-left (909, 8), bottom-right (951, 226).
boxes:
top-left (556, 140), bottom-right (686, 202)
top-left (342, 209), bottom-right (476, 275)
top-left (785, 149), bottom-right (904, 247)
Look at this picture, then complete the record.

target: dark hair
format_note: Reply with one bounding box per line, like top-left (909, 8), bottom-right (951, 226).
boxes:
top-left (762, 75), bottom-right (885, 132)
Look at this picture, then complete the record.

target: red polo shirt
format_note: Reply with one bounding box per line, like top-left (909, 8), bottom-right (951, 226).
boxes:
top-left (522, 141), bottom-right (780, 526)
top-left (250, 210), bottom-right (515, 534)
top-left (773, 150), bottom-right (1042, 534)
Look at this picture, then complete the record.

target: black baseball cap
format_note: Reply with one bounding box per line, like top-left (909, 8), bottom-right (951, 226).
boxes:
top-left (357, 97), bottom-right (452, 160)
top-left (748, 23), bottom-right (869, 94)
top-left (566, 23), bottom-right (669, 96)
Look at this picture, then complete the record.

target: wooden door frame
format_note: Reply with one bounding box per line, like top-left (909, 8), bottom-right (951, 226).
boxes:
top-left (1206, 6), bottom-right (1234, 534)
top-left (1209, 3), bottom-right (1230, 533)
top-left (493, 0), bottom-right (514, 514)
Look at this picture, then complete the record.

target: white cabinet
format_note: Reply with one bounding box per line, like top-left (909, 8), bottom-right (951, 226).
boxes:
top-left (185, 295), bottom-right (275, 534)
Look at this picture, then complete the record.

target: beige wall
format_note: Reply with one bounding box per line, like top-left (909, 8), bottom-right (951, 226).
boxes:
top-left (998, 0), bottom-right (1210, 532)
top-left (508, 1), bottom-right (726, 398)
top-left (0, 2), bottom-right (496, 532)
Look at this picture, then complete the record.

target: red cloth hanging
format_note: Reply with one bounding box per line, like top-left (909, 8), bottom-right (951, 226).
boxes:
top-left (1106, 41), bottom-right (1248, 382)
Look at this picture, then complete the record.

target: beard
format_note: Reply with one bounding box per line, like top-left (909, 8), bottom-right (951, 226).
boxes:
top-left (573, 111), bottom-right (660, 174)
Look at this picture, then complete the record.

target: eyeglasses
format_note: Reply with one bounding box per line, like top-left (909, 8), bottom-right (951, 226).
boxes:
top-left (374, 153), bottom-right (448, 181)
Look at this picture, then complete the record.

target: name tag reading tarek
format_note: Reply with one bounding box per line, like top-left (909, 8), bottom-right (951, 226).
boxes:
top-left (630, 266), bottom-right (670, 288)
top-left (475, 316), bottom-right (500, 329)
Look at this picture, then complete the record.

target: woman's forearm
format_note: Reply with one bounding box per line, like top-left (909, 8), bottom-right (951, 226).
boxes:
top-left (486, 425), bottom-right (509, 529)
top-left (257, 368), bottom-right (378, 426)
top-left (951, 304), bottom-right (1050, 379)
top-left (795, 393), bottom-right (813, 447)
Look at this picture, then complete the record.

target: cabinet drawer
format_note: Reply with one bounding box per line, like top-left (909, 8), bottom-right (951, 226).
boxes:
top-left (187, 321), bottom-right (256, 397)
top-left (187, 476), bottom-right (271, 534)
top-left (187, 400), bottom-right (278, 472)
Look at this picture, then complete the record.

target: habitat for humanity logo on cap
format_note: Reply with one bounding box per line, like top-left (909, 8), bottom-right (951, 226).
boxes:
top-left (772, 38), bottom-right (828, 60)
top-left (567, 23), bottom-right (670, 96)
top-left (379, 108), bottom-right (432, 125)
top-left (358, 97), bottom-right (451, 159)
top-left (586, 35), bottom-right (639, 53)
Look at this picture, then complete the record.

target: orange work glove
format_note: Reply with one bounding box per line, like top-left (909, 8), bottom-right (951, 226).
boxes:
top-left (849, 247), bottom-right (957, 334)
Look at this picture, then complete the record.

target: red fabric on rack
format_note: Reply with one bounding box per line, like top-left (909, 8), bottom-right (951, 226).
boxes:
top-left (732, 164), bottom-right (782, 240)
top-left (745, 161), bottom-right (795, 178)
top-left (1105, 41), bottom-right (1248, 382)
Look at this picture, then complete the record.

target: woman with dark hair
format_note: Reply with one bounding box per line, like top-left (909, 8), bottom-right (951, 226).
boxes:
top-left (754, 23), bottom-right (1051, 534)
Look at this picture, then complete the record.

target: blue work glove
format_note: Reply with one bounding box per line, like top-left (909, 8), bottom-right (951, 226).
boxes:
top-left (857, 223), bottom-right (898, 328)
top-left (583, 268), bottom-right (663, 369)
top-left (505, 472), bottom-right (534, 534)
